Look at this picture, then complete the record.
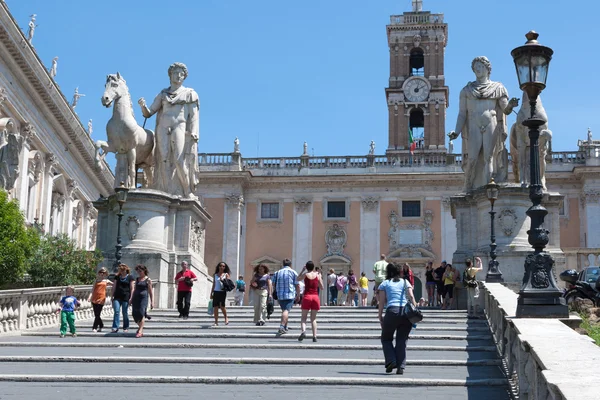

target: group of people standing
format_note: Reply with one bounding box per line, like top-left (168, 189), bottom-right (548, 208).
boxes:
top-left (424, 260), bottom-right (460, 309)
top-left (326, 269), bottom-right (369, 307)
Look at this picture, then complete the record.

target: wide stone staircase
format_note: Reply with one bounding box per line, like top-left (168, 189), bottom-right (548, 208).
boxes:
top-left (0, 306), bottom-right (512, 399)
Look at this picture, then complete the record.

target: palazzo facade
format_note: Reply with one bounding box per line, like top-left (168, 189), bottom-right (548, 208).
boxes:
top-left (196, 4), bottom-right (600, 300)
top-left (0, 3), bottom-right (114, 249)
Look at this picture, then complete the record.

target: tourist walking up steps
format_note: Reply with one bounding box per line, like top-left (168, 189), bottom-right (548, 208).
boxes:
top-left (272, 258), bottom-right (299, 335)
top-left (425, 262), bottom-right (436, 307)
top-left (335, 272), bottom-right (347, 306)
top-left (297, 261), bottom-right (324, 342)
top-left (132, 265), bottom-right (154, 338)
top-left (373, 254), bottom-right (388, 306)
top-left (434, 261), bottom-right (447, 307)
top-left (327, 269), bottom-right (337, 305)
top-left (441, 264), bottom-right (457, 310)
top-left (88, 268), bottom-right (112, 332)
top-left (251, 264), bottom-right (272, 326)
top-left (111, 264), bottom-right (134, 333)
top-left (378, 263), bottom-right (417, 375)
top-left (346, 270), bottom-right (358, 307)
top-left (210, 262), bottom-right (231, 326)
top-left (175, 261), bottom-right (197, 319)
top-left (401, 263), bottom-right (415, 286)
top-left (464, 257), bottom-right (483, 318)
top-left (56, 286), bottom-right (80, 338)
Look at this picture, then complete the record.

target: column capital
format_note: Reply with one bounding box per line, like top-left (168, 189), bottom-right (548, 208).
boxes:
top-left (295, 198), bottom-right (312, 212)
top-left (361, 196), bottom-right (379, 212)
top-left (45, 153), bottom-right (58, 175)
top-left (226, 193), bottom-right (244, 210)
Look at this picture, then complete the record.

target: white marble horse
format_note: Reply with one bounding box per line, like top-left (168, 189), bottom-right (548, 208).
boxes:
top-left (96, 73), bottom-right (154, 188)
top-left (509, 91), bottom-right (552, 190)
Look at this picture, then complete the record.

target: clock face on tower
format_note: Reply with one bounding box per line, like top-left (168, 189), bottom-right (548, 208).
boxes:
top-left (403, 76), bottom-right (430, 102)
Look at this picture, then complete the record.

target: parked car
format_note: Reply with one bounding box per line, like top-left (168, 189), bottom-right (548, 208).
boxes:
top-left (579, 267), bottom-right (600, 285)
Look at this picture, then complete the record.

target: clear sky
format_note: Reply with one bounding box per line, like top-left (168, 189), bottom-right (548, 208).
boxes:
top-left (7, 0), bottom-right (600, 165)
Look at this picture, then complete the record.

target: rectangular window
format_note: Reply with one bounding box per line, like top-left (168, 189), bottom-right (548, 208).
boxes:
top-left (327, 201), bottom-right (346, 219)
top-left (402, 200), bottom-right (421, 217)
top-left (260, 202), bottom-right (279, 219)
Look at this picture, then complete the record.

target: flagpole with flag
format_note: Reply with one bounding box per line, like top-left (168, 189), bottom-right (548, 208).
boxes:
top-left (408, 127), bottom-right (417, 155)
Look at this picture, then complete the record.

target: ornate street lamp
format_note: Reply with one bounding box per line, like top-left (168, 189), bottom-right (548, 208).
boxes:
top-left (113, 182), bottom-right (129, 274)
top-left (485, 179), bottom-right (503, 282)
top-left (511, 31), bottom-right (567, 317)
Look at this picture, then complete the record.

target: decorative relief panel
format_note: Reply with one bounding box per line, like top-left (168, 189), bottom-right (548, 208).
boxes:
top-left (125, 216), bottom-right (140, 240)
top-left (388, 209), bottom-right (434, 253)
top-left (325, 224), bottom-right (347, 257)
top-left (498, 209), bottom-right (518, 237)
top-left (190, 220), bottom-right (204, 254)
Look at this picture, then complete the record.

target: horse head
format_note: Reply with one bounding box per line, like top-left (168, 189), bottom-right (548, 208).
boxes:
top-left (101, 72), bottom-right (128, 108)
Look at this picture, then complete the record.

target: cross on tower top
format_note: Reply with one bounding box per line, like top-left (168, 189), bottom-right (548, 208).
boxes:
top-left (412, 0), bottom-right (423, 12)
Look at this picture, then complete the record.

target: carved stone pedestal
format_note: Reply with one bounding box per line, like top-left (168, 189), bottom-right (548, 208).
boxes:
top-left (94, 189), bottom-right (212, 308)
top-left (450, 184), bottom-right (565, 284)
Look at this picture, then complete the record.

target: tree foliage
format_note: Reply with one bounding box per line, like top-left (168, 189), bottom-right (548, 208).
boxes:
top-left (27, 233), bottom-right (103, 287)
top-left (0, 190), bottom-right (39, 288)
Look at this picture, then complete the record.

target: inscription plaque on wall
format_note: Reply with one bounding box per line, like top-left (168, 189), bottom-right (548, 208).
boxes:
top-left (399, 229), bottom-right (422, 245)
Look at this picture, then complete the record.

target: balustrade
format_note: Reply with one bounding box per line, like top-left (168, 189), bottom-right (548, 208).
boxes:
top-left (0, 285), bottom-right (113, 334)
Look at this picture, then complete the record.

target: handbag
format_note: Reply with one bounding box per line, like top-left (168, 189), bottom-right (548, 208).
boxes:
top-left (222, 278), bottom-right (235, 292)
top-left (400, 280), bottom-right (423, 324)
top-left (207, 300), bottom-right (213, 315)
top-left (184, 277), bottom-right (194, 287)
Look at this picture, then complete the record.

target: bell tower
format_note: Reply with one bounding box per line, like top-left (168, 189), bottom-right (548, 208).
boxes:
top-left (386, 0), bottom-right (449, 153)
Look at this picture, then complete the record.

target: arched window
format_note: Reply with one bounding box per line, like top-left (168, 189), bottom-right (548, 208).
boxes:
top-left (409, 108), bottom-right (425, 149)
top-left (409, 48), bottom-right (424, 76)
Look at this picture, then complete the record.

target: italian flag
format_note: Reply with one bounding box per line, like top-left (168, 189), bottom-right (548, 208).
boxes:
top-left (408, 128), bottom-right (416, 154)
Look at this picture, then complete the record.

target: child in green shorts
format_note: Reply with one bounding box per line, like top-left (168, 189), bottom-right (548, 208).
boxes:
top-left (56, 286), bottom-right (80, 337)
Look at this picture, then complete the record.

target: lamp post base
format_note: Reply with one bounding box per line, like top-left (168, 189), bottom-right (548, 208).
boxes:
top-left (485, 272), bottom-right (504, 283)
top-left (516, 294), bottom-right (568, 318)
top-left (516, 252), bottom-right (569, 318)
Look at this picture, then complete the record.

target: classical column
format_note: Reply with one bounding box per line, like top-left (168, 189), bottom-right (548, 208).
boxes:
top-left (41, 153), bottom-right (57, 230)
top-left (360, 197), bottom-right (380, 280)
top-left (16, 124), bottom-right (35, 215)
top-left (223, 194), bottom-right (244, 279)
top-left (293, 198), bottom-right (313, 269)
top-left (440, 197), bottom-right (457, 262)
top-left (582, 190), bottom-right (600, 247)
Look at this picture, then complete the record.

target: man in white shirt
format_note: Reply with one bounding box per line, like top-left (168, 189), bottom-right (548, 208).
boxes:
top-left (327, 269), bottom-right (337, 305)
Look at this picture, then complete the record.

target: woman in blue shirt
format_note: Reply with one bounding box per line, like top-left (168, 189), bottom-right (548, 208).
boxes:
top-left (377, 262), bottom-right (417, 375)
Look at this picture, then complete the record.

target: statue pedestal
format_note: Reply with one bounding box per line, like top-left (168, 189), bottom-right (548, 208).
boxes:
top-left (94, 189), bottom-right (212, 308)
top-left (450, 185), bottom-right (565, 284)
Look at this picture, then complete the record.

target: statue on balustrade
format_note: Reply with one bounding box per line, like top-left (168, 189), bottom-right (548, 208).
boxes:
top-left (139, 62), bottom-right (200, 198)
top-left (449, 56), bottom-right (519, 191)
top-left (509, 91), bottom-right (552, 190)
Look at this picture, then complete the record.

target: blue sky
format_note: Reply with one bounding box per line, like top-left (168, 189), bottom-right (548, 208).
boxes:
top-left (8, 0), bottom-right (600, 165)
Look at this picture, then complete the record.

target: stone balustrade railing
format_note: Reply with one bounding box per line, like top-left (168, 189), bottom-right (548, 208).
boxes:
top-left (0, 285), bottom-right (112, 334)
top-left (389, 13), bottom-right (444, 25)
top-left (483, 282), bottom-right (598, 400)
top-left (198, 150), bottom-right (590, 172)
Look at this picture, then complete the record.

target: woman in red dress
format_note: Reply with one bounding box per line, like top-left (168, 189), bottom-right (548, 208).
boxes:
top-left (297, 261), bottom-right (324, 342)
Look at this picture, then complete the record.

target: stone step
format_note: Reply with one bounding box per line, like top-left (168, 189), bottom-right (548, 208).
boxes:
top-left (1, 382), bottom-right (513, 400)
top-left (148, 313), bottom-right (475, 321)
top-left (0, 364), bottom-right (507, 381)
top-left (75, 324), bottom-right (491, 332)
top-left (22, 331), bottom-right (493, 341)
top-left (0, 341), bottom-right (498, 352)
top-left (145, 317), bottom-right (486, 324)
top-left (0, 346), bottom-right (500, 361)
top-left (0, 355), bottom-right (502, 366)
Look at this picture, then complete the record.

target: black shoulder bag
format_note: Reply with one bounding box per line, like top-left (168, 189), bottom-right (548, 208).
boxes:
top-left (400, 280), bottom-right (423, 324)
